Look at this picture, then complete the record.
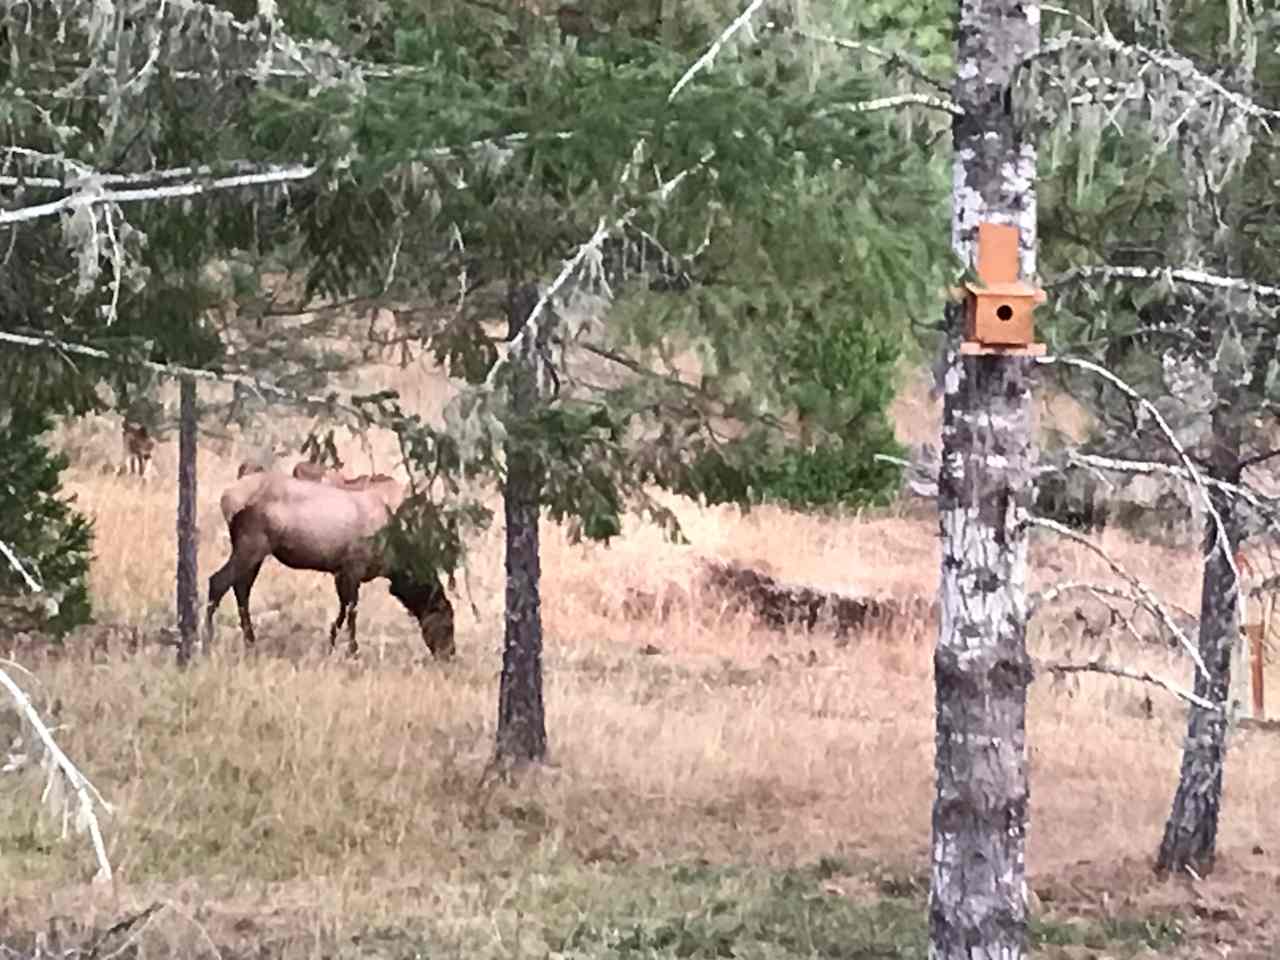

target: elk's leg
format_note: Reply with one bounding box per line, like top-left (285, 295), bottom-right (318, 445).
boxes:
top-left (206, 557), bottom-right (238, 642)
top-left (329, 572), bottom-right (360, 656)
top-left (233, 560), bottom-right (264, 647)
top-left (346, 602), bottom-right (359, 659)
top-left (328, 575), bottom-right (348, 651)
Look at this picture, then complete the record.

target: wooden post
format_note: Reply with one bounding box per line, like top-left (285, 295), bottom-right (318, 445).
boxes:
top-left (1254, 595), bottom-right (1268, 720)
top-left (1234, 551), bottom-right (1267, 721)
top-left (176, 376), bottom-right (199, 667)
top-left (1239, 624), bottom-right (1259, 720)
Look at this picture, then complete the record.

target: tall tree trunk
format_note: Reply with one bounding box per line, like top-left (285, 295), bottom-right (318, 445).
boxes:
top-left (496, 283), bottom-right (550, 764)
top-left (930, 2), bottom-right (1040, 958)
top-left (1156, 407), bottom-right (1242, 876)
top-left (176, 376), bottom-right (199, 667)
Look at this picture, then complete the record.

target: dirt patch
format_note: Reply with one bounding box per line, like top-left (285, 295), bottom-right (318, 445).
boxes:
top-left (1031, 854), bottom-right (1280, 959)
top-left (697, 559), bottom-right (936, 640)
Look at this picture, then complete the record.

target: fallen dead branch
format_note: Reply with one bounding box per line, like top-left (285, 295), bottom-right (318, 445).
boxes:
top-left (0, 664), bottom-right (114, 884)
top-left (1038, 657), bottom-right (1220, 712)
top-left (1028, 515), bottom-right (1208, 680)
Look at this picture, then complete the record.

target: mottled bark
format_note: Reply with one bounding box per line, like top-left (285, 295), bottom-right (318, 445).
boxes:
top-left (930, 2), bottom-right (1040, 958)
top-left (176, 376), bottom-right (199, 667)
top-left (1156, 407), bottom-right (1242, 876)
top-left (496, 284), bottom-right (550, 764)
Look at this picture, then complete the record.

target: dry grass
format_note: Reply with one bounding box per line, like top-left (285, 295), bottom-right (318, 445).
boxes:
top-left (3, 357), bottom-right (1280, 958)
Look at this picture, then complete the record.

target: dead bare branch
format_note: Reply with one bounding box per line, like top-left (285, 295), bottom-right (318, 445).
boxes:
top-left (1039, 355), bottom-right (1240, 586)
top-left (0, 667), bottom-right (114, 883)
top-left (1031, 579), bottom-right (1194, 625)
top-left (1027, 515), bottom-right (1209, 680)
top-left (1048, 263), bottom-right (1280, 302)
top-left (1038, 658), bottom-right (1221, 711)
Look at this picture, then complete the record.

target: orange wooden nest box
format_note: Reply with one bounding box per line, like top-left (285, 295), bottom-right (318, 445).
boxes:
top-left (960, 222), bottom-right (1047, 357)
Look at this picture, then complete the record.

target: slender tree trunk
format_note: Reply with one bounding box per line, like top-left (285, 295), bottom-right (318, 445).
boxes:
top-left (496, 283), bottom-right (550, 764)
top-left (930, 2), bottom-right (1040, 957)
top-left (1156, 407), bottom-right (1242, 876)
top-left (176, 376), bottom-right (199, 667)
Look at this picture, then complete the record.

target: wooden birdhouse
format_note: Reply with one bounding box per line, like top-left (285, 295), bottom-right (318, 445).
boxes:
top-left (959, 222), bottom-right (1047, 356)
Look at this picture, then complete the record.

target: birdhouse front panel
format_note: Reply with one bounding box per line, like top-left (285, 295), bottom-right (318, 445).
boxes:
top-left (965, 283), bottom-right (1039, 347)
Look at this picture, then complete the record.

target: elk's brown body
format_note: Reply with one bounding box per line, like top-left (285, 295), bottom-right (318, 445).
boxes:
top-left (207, 472), bottom-right (453, 658)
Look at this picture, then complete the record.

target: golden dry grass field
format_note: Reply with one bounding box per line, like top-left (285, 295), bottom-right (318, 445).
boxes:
top-left (2, 357), bottom-right (1279, 959)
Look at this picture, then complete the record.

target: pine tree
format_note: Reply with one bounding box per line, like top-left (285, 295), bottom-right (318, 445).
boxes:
top-left (0, 406), bottom-right (94, 635)
top-left (234, 1), bottom-right (953, 762)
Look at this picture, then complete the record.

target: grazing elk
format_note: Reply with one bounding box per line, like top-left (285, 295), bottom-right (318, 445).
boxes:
top-left (121, 420), bottom-right (155, 477)
top-left (207, 471), bottom-right (454, 659)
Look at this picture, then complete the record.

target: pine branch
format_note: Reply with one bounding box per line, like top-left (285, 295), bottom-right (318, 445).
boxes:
top-left (1038, 658), bottom-right (1221, 711)
top-left (485, 146), bottom-right (715, 393)
top-left (0, 163), bottom-right (326, 226)
top-left (669, 0), bottom-right (769, 102)
top-left (0, 330), bottom-right (367, 419)
top-left (483, 214), bottom-right (632, 391)
top-left (823, 94), bottom-right (963, 117)
top-left (16, 0), bottom-right (392, 104)
top-left (0, 133), bottom-right (574, 194)
top-left (1040, 4), bottom-right (1102, 36)
top-left (574, 340), bottom-right (797, 439)
top-left (1027, 32), bottom-right (1280, 129)
top-left (772, 24), bottom-right (951, 94)
top-left (1035, 581), bottom-right (1181, 655)
top-left (1026, 514), bottom-right (1210, 680)
top-left (17, 53), bottom-right (427, 86)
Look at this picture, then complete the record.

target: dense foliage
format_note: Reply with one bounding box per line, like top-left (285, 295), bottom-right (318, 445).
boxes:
top-left (226, 0), bottom-right (956, 529)
top-left (0, 408), bottom-right (94, 634)
top-left (2, 0), bottom-right (959, 607)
